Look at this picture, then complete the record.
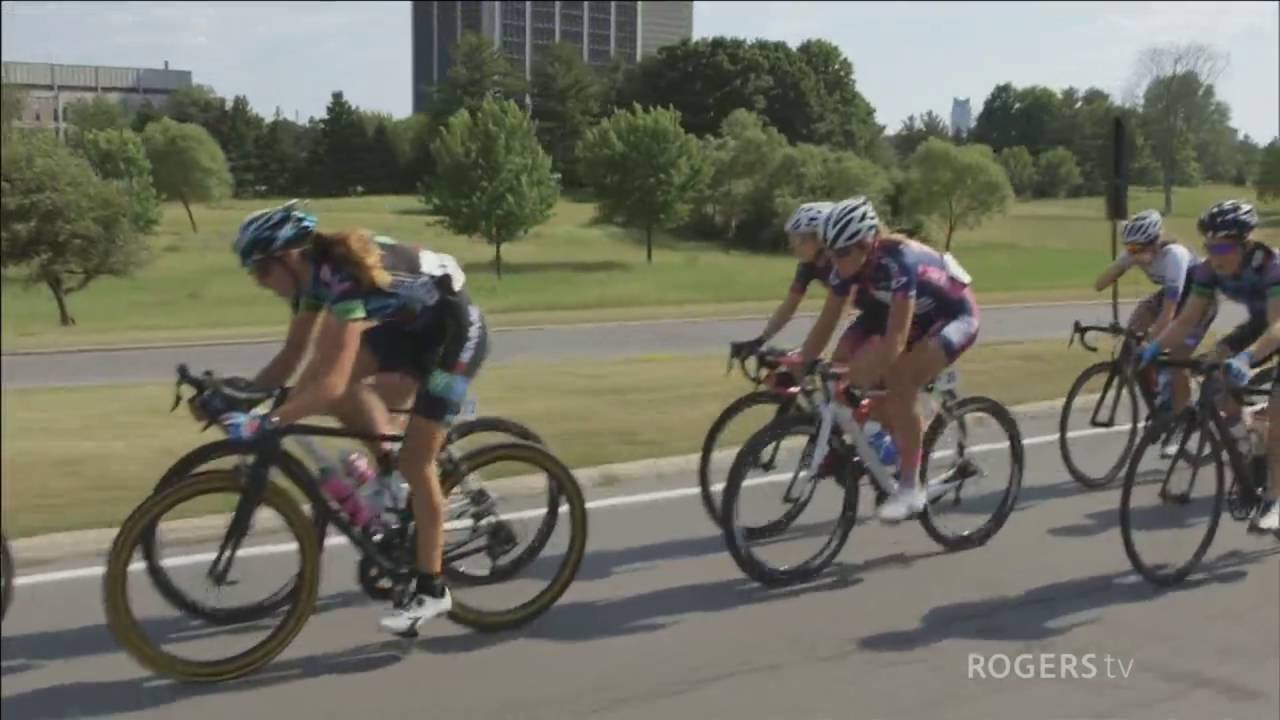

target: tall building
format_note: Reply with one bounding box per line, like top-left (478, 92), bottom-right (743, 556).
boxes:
top-left (411, 1), bottom-right (694, 114)
top-left (950, 97), bottom-right (972, 137)
top-left (2, 60), bottom-right (192, 139)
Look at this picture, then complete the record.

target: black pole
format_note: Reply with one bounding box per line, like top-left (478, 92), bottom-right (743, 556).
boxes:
top-left (1108, 115), bottom-right (1129, 326)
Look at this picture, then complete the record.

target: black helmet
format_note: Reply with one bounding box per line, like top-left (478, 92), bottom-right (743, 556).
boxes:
top-left (1197, 200), bottom-right (1258, 241)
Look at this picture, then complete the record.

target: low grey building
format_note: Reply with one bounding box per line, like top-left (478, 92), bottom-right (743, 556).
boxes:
top-left (2, 60), bottom-right (192, 138)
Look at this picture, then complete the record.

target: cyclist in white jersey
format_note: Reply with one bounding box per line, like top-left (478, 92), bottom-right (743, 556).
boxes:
top-left (1095, 210), bottom-right (1216, 454)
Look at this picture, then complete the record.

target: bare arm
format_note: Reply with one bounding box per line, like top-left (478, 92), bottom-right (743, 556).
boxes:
top-left (1244, 295), bottom-right (1280, 361)
top-left (799, 290), bottom-right (848, 364)
top-left (1153, 294), bottom-right (1210, 352)
top-left (269, 312), bottom-right (372, 426)
top-left (759, 292), bottom-right (804, 342)
top-left (1094, 258), bottom-right (1129, 292)
top-left (1149, 295), bottom-right (1179, 339)
top-left (253, 310), bottom-right (320, 388)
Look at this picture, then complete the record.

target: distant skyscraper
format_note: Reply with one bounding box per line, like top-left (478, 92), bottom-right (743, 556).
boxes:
top-left (951, 97), bottom-right (972, 137)
top-left (411, 1), bottom-right (694, 114)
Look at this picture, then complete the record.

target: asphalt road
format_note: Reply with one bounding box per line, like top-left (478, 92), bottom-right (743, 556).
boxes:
top-left (3, 409), bottom-right (1277, 720)
top-left (0, 300), bottom-right (1250, 389)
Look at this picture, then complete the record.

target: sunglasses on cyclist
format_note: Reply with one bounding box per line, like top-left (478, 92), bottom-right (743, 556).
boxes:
top-left (1203, 239), bottom-right (1243, 256)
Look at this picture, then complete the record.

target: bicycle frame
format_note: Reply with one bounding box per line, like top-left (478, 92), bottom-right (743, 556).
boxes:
top-left (1069, 320), bottom-right (1165, 428)
top-left (1158, 357), bottom-right (1272, 509)
top-left (796, 365), bottom-right (964, 503)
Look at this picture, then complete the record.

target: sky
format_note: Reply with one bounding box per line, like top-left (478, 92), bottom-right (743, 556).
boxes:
top-left (2, 0), bottom-right (1277, 141)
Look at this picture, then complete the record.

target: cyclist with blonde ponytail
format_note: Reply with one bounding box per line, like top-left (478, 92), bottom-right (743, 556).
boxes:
top-left (218, 200), bottom-right (489, 636)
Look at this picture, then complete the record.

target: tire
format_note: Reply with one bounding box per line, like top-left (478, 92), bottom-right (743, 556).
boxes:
top-left (103, 474), bottom-right (322, 683)
top-left (919, 396), bottom-right (1024, 550)
top-left (1060, 361), bottom-right (1139, 489)
top-left (1, 532), bottom-right (13, 624)
top-left (1119, 409), bottom-right (1225, 587)
top-left (142, 441), bottom-right (324, 626)
top-left (699, 392), bottom-right (797, 529)
top-left (719, 413), bottom-right (858, 588)
top-left (442, 441), bottom-right (588, 633)
top-left (146, 418), bottom-right (546, 620)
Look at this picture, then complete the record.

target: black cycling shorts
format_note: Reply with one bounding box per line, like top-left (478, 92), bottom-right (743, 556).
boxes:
top-left (361, 296), bottom-right (489, 424)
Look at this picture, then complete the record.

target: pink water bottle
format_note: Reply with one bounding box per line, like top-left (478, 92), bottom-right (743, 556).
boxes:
top-left (319, 464), bottom-right (374, 529)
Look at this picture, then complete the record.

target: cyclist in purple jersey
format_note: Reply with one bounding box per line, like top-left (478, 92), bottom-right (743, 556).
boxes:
top-left (796, 196), bottom-right (980, 522)
top-left (730, 202), bottom-right (845, 362)
top-left (1095, 209), bottom-right (1216, 454)
top-left (1141, 200), bottom-right (1279, 533)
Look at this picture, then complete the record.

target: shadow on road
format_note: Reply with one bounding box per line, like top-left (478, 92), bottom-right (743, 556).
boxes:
top-left (855, 546), bottom-right (1277, 653)
top-left (0, 589), bottom-right (370, 677)
top-left (0, 640), bottom-right (408, 720)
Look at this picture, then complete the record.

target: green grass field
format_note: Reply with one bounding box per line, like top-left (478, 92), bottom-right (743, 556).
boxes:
top-left (2, 184), bottom-right (1276, 350)
top-left (0, 339), bottom-right (1103, 537)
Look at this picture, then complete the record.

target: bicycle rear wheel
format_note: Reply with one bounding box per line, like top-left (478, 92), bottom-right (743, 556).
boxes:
top-left (440, 441), bottom-right (588, 633)
top-left (919, 396), bottom-right (1024, 550)
top-left (104, 473), bottom-right (321, 683)
top-left (720, 413), bottom-right (858, 588)
top-left (1120, 409), bottom-right (1225, 587)
top-left (1059, 361), bottom-right (1139, 489)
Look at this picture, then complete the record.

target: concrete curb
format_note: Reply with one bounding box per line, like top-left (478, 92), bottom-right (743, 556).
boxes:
top-left (1, 299), bottom-right (1142, 357)
top-left (7, 396), bottom-right (1069, 571)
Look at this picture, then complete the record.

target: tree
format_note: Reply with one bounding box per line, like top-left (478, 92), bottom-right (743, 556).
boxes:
top-left (531, 42), bottom-right (602, 186)
top-left (222, 94), bottom-right (266, 197)
top-left (1234, 134), bottom-right (1262, 186)
top-left (1, 130), bottom-right (148, 326)
top-left (130, 100), bottom-right (165, 134)
top-left (425, 96), bottom-right (558, 278)
top-left (142, 118), bottom-right (232, 232)
top-left (579, 104), bottom-right (709, 263)
top-left (366, 120), bottom-right (401, 194)
top-left (314, 91), bottom-right (372, 196)
top-left (255, 108), bottom-right (307, 197)
top-left (1133, 42), bottom-right (1227, 214)
top-left (74, 128), bottom-right (162, 233)
top-left (2, 83), bottom-right (25, 130)
top-left (795, 38), bottom-right (883, 155)
top-left (64, 95), bottom-right (128, 133)
top-left (1256, 139), bottom-right (1280, 202)
top-left (702, 110), bottom-right (793, 248)
top-left (894, 111), bottom-right (950, 159)
top-left (1035, 146), bottom-right (1083, 198)
top-left (904, 138), bottom-right (1013, 251)
top-left (971, 83), bottom-right (1019, 152)
top-left (999, 146), bottom-right (1037, 197)
top-left (429, 33), bottom-right (528, 124)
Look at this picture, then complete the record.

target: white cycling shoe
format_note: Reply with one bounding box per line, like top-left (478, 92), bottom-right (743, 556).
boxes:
top-left (1250, 500), bottom-right (1279, 534)
top-left (379, 589), bottom-right (452, 637)
top-left (877, 484), bottom-right (927, 523)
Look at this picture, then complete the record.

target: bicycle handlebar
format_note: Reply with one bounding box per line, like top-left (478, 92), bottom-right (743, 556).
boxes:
top-left (1068, 320), bottom-right (1144, 354)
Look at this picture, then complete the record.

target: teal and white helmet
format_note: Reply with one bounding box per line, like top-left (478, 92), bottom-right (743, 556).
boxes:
top-left (233, 200), bottom-right (318, 268)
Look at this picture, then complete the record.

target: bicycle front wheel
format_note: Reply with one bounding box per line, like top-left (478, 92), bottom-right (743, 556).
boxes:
top-left (1120, 408), bottom-right (1225, 587)
top-left (699, 391), bottom-right (799, 529)
top-left (104, 473), bottom-right (322, 683)
top-left (720, 413), bottom-right (858, 588)
top-left (1060, 361), bottom-right (1140, 489)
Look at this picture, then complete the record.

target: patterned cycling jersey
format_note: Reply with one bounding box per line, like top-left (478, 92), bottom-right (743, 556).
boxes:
top-left (1117, 242), bottom-right (1196, 301)
top-left (1189, 242), bottom-right (1280, 321)
top-left (295, 235), bottom-right (468, 326)
top-left (790, 257), bottom-right (834, 295)
top-left (829, 238), bottom-right (973, 319)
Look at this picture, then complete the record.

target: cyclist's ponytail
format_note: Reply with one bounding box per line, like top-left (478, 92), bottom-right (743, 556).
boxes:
top-left (308, 229), bottom-right (392, 291)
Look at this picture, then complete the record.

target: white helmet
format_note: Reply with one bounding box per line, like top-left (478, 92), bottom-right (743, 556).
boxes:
top-left (1122, 209), bottom-right (1163, 247)
top-left (822, 196), bottom-right (880, 252)
top-left (784, 201), bottom-right (832, 234)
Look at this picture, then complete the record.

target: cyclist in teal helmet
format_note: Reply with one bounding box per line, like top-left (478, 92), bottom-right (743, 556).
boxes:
top-left (220, 199), bottom-right (489, 635)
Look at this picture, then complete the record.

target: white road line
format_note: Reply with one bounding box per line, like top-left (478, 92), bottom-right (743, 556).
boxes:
top-left (11, 422), bottom-right (1135, 588)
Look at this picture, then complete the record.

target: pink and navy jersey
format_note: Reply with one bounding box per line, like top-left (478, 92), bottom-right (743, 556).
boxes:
top-left (829, 238), bottom-right (973, 319)
top-left (790, 257), bottom-right (834, 295)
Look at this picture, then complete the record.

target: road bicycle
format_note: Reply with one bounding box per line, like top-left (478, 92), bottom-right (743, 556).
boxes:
top-left (139, 365), bottom-right (552, 627)
top-left (1120, 355), bottom-right (1279, 586)
top-left (1060, 320), bottom-right (1275, 489)
top-left (719, 359), bottom-right (1024, 587)
top-left (698, 344), bottom-right (812, 529)
top-left (104, 366), bottom-right (588, 683)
